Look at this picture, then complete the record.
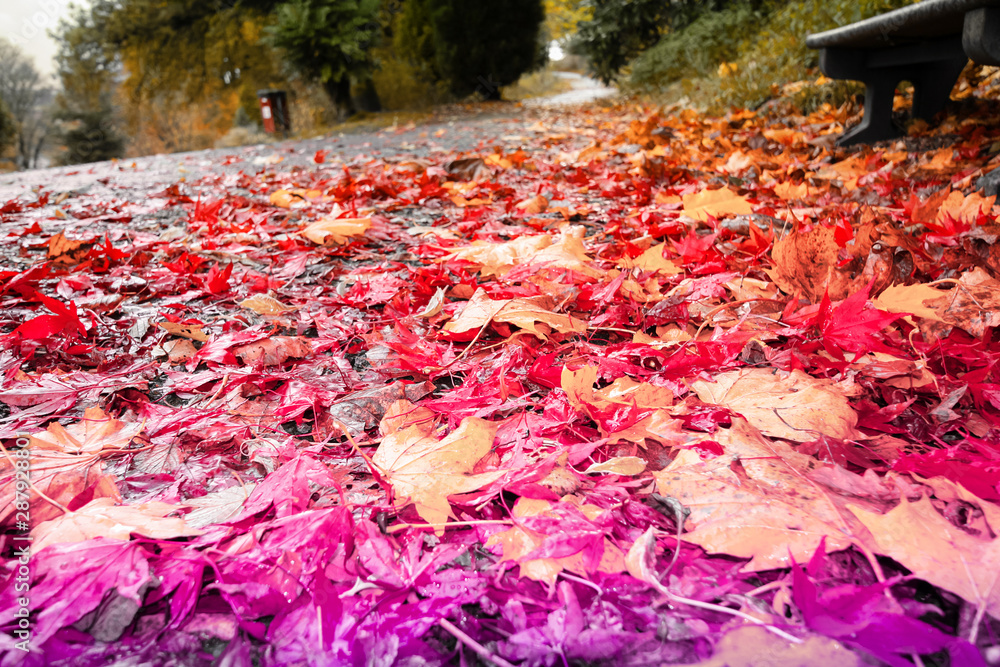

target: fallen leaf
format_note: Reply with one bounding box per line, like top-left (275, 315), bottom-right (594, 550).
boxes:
top-left (299, 216), bottom-right (371, 245)
top-left (444, 288), bottom-right (586, 340)
top-left (924, 267), bottom-right (1000, 338)
top-left (849, 488), bottom-right (1000, 619)
top-left (617, 242), bottom-right (682, 275)
top-left (239, 293), bottom-right (296, 315)
top-left (31, 498), bottom-right (201, 551)
top-left (515, 194), bottom-right (548, 214)
top-left (158, 321), bottom-right (209, 342)
top-left (372, 400), bottom-right (503, 529)
top-left (768, 223), bottom-right (838, 303)
top-left (29, 406), bottom-right (145, 456)
top-left (232, 336), bottom-right (312, 366)
top-left (653, 419), bottom-right (873, 570)
top-left (690, 368), bottom-right (861, 442)
top-left (583, 456), bottom-right (646, 476)
top-left (183, 484), bottom-right (256, 528)
top-left (682, 187), bottom-right (753, 221)
top-left (680, 625), bottom-right (860, 667)
top-left (269, 188), bottom-right (321, 208)
top-left (485, 497), bottom-right (625, 588)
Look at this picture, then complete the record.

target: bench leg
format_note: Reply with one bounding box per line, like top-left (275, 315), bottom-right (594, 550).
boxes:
top-left (837, 71), bottom-right (902, 146)
top-left (911, 55), bottom-right (969, 120)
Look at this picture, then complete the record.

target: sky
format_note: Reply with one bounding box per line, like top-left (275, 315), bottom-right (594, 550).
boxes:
top-left (0, 0), bottom-right (79, 80)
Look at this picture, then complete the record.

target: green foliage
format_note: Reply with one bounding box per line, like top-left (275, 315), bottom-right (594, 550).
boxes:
top-left (714, 0), bottom-right (918, 111)
top-left (573, 0), bottom-right (671, 84)
top-left (267, 0), bottom-right (381, 117)
top-left (56, 109), bottom-right (125, 165)
top-left (396, 0), bottom-right (545, 100)
top-left (628, 3), bottom-right (765, 92)
top-left (574, 0), bottom-right (751, 84)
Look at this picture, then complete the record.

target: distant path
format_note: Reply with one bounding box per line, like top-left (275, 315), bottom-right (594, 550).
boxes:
top-left (524, 72), bottom-right (617, 107)
top-left (0, 77), bottom-right (617, 204)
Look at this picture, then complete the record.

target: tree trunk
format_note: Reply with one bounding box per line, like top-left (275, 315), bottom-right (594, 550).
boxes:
top-left (322, 77), bottom-right (355, 122)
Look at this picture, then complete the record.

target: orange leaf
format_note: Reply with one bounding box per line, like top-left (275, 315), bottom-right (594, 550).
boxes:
top-left (681, 187), bottom-right (753, 221)
top-left (300, 216), bottom-right (371, 245)
top-left (444, 289), bottom-right (585, 340)
top-left (849, 481), bottom-right (1000, 618)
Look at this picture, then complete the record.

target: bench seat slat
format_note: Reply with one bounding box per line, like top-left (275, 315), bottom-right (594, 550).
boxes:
top-left (806, 0), bottom-right (1000, 49)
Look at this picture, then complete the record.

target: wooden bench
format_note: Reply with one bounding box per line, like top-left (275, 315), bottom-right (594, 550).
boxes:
top-left (806, 0), bottom-right (1000, 145)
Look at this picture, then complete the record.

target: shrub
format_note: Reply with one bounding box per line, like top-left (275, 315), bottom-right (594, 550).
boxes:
top-left (627, 3), bottom-right (765, 93)
top-left (714, 0), bottom-right (918, 110)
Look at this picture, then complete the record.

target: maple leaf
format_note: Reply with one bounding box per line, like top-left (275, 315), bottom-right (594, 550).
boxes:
top-left (689, 368), bottom-right (861, 442)
top-left (767, 222), bottom-right (838, 303)
top-left (485, 497), bottom-right (626, 588)
top-left (299, 216), bottom-right (371, 245)
top-left (681, 186), bottom-right (753, 222)
top-left (616, 242), bottom-right (682, 275)
top-left (239, 293), bottom-right (297, 315)
top-left (652, 419), bottom-right (881, 570)
top-left (443, 288), bottom-right (586, 340)
top-left (30, 497), bottom-right (202, 551)
top-left (232, 336), bottom-right (312, 366)
top-left (848, 480), bottom-right (1000, 619)
top-left (816, 285), bottom-right (899, 356)
top-left (372, 400), bottom-right (504, 530)
top-left (13, 291), bottom-right (87, 340)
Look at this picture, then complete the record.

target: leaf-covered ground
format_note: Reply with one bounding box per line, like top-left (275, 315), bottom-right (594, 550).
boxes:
top-left (4, 88), bottom-right (1000, 666)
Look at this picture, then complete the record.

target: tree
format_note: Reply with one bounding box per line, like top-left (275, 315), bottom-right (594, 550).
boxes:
top-left (397, 0), bottom-right (545, 100)
top-left (267, 0), bottom-right (381, 120)
top-left (0, 99), bottom-right (15, 160)
top-left (51, 3), bottom-right (125, 165)
top-left (544, 0), bottom-right (593, 43)
top-left (0, 39), bottom-right (52, 170)
top-left (574, 0), bottom-right (755, 84)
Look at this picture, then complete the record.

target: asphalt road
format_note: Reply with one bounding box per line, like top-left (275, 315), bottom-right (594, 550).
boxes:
top-left (0, 76), bottom-right (616, 208)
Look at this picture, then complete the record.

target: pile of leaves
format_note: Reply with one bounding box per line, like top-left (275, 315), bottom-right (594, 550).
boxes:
top-left (3, 94), bottom-right (1000, 666)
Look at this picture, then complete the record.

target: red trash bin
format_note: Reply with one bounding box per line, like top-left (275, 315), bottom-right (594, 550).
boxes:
top-left (257, 89), bottom-right (290, 135)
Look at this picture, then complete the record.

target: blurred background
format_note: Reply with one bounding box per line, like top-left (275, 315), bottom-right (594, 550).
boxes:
top-left (0, 0), bottom-right (970, 170)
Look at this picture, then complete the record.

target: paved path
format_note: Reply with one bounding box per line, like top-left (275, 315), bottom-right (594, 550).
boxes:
top-left (524, 72), bottom-right (617, 107)
top-left (0, 77), bottom-right (617, 205)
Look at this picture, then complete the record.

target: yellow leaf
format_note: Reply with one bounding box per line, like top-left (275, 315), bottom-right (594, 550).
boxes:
top-left (583, 456), bottom-right (646, 476)
top-left (849, 489), bottom-right (1000, 618)
top-left (653, 419), bottom-right (873, 570)
top-left (372, 400), bottom-right (503, 531)
top-left (872, 282), bottom-right (948, 322)
top-left (445, 226), bottom-right (599, 278)
top-left (515, 194), bottom-right (548, 214)
top-left (31, 498), bottom-right (202, 551)
top-left (617, 243), bottom-right (682, 275)
top-left (30, 406), bottom-right (144, 456)
top-left (681, 187), bottom-right (753, 222)
top-left (300, 216), bottom-right (371, 245)
top-left (690, 368), bottom-right (860, 442)
top-left (678, 626), bottom-right (860, 667)
top-left (444, 289), bottom-right (585, 340)
top-left (269, 188), bottom-right (321, 209)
